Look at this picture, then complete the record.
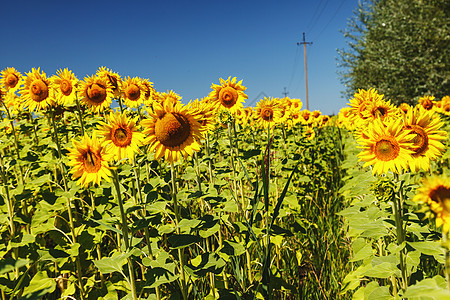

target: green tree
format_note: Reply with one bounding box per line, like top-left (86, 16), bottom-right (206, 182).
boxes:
top-left (338, 0), bottom-right (450, 105)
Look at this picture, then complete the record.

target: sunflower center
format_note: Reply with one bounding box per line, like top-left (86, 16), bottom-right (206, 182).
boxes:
top-left (87, 83), bottom-right (107, 104)
top-left (429, 186), bottom-right (450, 212)
top-left (374, 138), bottom-right (400, 161)
top-left (112, 127), bottom-right (132, 147)
top-left (6, 73), bottom-right (19, 88)
top-left (407, 125), bottom-right (428, 157)
top-left (155, 112), bottom-right (191, 147)
top-left (261, 108), bottom-right (274, 121)
top-left (83, 150), bottom-right (102, 173)
top-left (125, 84), bottom-right (141, 101)
top-left (30, 80), bottom-right (49, 102)
top-left (421, 100), bottom-right (433, 110)
top-left (60, 79), bottom-right (73, 96)
top-left (373, 106), bottom-right (388, 119)
top-left (219, 87), bottom-right (238, 108)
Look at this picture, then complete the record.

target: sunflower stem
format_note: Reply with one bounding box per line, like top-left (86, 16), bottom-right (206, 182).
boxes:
top-left (393, 173), bottom-right (408, 292)
top-left (50, 106), bottom-right (68, 191)
top-left (194, 151), bottom-right (202, 193)
top-left (170, 161), bottom-right (188, 300)
top-left (206, 132), bottom-right (214, 185)
top-left (444, 231), bottom-right (450, 290)
top-left (118, 96), bottom-right (124, 114)
top-left (74, 93), bottom-right (85, 136)
top-left (132, 157), bottom-right (161, 300)
top-left (112, 169), bottom-right (138, 300)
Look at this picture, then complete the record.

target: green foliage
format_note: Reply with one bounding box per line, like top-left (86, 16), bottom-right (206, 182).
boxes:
top-left (338, 0), bottom-right (450, 105)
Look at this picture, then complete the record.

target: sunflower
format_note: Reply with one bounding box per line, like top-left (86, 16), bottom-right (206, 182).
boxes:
top-left (1, 67), bottom-right (22, 92)
top-left (121, 77), bottom-right (146, 108)
top-left (67, 133), bottom-right (113, 188)
top-left (141, 101), bottom-right (202, 162)
top-left (52, 68), bottom-right (79, 107)
top-left (437, 96), bottom-right (450, 116)
top-left (304, 128), bottom-right (316, 140)
top-left (209, 77), bottom-right (247, 113)
top-left (357, 118), bottom-right (414, 175)
top-left (79, 75), bottom-right (114, 113)
top-left (398, 103), bottom-right (411, 114)
top-left (403, 107), bottom-right (447, 172)
top-left (158, 90), bottom-right (182, 107)
top-left (96, 67), bottom-right (122, 98)
top-left (413, 176), bottom-right (450, 233)
top-left (187, 98), bottom-right (217, 134)
top-left (141, 78), bottom-right (156, 106)
top-left (299, 109), bottom-right (313, 125)
top-left (255, 97), bottom-right (282, 128)
top-left (289, 98), bottom-right (303, 111)
top-left (19, 68), bottom-right (54, 112)
top-left (347, 88), bottom-right (384, 125)
top-left (417, 95), bottom-right (435, 111)
top-left (364, 99), bottom-right (399, 122)
top-left (96, 111), bottom-right (146, 162)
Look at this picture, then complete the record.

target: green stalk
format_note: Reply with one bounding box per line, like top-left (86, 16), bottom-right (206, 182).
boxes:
top-left (393, 173), bottom-right (407, 292)
top-left (74, 93), bottom-right (85, 136)
top-left (444, 231), bottom-right (450, 290)
top-left (49, 107), bottom-right (85, 299)
top-left (132, 158), bottom-right (161, 300)
top-left (170, 161), bottom-right (188, 300)
top-left (205, 132), bottom-right (214, 185)
top-left (112, 169), bottom-right (138, 300)
top-left (194, 151), bottom-right (202, 193)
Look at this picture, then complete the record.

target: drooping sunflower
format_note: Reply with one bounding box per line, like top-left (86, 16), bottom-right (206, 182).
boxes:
top-left (79, 75), bottom-right (114, 113)
top-left (417, 95), bottom-right (435, 111)
top-left (1, 67), bottom-right (22, 92)
top-left (158, 90), bottom-right (182, 107)
top-left (141, 101), bottom-right (203, 162)
top-left (67, 133), bottom-right (113, 188)
top-left (187, 98), bottom-right (217, 134)
top-left (403, 107), bottom-right (447, 172)
top-left (357, 118), bottom-right (415, 175)
top-left (96, 67), bottom-right (122, 98)
top-left (19, 68), bottom-right (54, 112)
top-left (209, 77), bottom-right (247, 114)
top-left (96, 111), bottom-right (146, 162)
top-left (255, 97), bottom-right (283, 128)
top-left (121, 77), bottom-right (146, 108)
top-left (141, 78), bottom-right (156, 106)
top-left (398, 103), bottom-right (411, 114)
top-left (51, 68), bottom-right (79, 107)
top-left (413, 176), bottom-right (450, 233)
top-left (364, 99), bottom-right (400, 123)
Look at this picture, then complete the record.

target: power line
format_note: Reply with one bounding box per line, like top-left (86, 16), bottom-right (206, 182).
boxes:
top-left (311, 0), bottom-right (348, 41)
top-left (306, 0), bottom-right (325, 30)
top-left (308, 0), bottom-right (330, 33)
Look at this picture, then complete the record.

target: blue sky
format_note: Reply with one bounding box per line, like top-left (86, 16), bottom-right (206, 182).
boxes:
top-left (1, 0), bottom-right (359, 115)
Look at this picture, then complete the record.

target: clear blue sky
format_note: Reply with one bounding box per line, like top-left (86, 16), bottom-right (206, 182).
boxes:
top-left (1, 0), bottom-right (359, 115)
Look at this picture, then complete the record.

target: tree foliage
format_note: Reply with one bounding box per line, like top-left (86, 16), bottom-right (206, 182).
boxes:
top-left (338, 0), bottom-right (450, 105)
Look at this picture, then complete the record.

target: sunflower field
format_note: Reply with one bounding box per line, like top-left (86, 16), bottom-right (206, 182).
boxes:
top-left (0, 67), bottom-right (450, 300)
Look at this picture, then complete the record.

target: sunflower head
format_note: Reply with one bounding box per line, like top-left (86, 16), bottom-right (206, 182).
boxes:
top-left (80, 75), bottom-right (114, 113)
top-left (255, 97), bottom-right (282, 128)
top-left (209, 77), bottom-right (247, 113)
top-left (187, 98), bottom-right (217, 133)
top-left (96, 67), bottom-right (122, 98)
top-left (141, 101), bottom-right (202, 162)
top-left (19, 67), bottom-right (55, 112)
top-left (417, 95), bottom-right (435, 111)
top-left (52, 68), bottom-right (79, 107)
top-left (413, 176), bottom-right (450, 233)
top-left (67, 133), bottom-right (113, 188)
top-left (1, 67), bottom-right (22, 92)
top-left (122, 77), bottom-right (146, 108)
top-left (96, 111), bottom-right (145, 162)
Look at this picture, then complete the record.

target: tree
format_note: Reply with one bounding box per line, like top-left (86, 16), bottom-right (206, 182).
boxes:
top-left (338, 0), bottom-right (450, 105)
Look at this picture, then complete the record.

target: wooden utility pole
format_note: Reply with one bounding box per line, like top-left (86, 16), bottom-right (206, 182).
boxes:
top-left (297, 32), bottom-right (312, 110)
top-left (282, 87), bottom-right (289, 98)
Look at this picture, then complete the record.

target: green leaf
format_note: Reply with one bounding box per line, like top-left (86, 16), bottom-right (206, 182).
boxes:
top-left (0, 258), bottom-right (30, 275)
top-left (168, 234), bottom-right (202, 249)
top-left (362, 262), bottom-right (400, 279)
top-left (367, 285), bottom-right (394, 300)
top-left (94, 253), bottom-right (129, 274)
top-left (185, 252), bottom-right (226, 277)
top-left (21, 271), bottom-right (56, 299)
top-left (403, 276), bottom-right (450, 300)
top-left (220, 240), bottom-right (246, 257)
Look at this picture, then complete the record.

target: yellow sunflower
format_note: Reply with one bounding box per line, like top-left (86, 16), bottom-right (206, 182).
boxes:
top-left (403, 107), bottom-right (447, 172)
top-left (299, 109), bottom-right (313, 126)
top-left (413, 176), bottom-right (450, 233)
top-left (255, 97), bottom-right (283, 128)
top-left (158, 90), bottom-right (182, 107)
top-left (96, 111), bottom-right (146, 162)
top-left (304, 128), bottom-right (316, 140)
top-left (141, 101), bottom-right (203, 162)
top-left (51, 68), bottom-right (79, 107)
top-left (437, 96), bottom-right (450, 116)
top-left (19, 67), bottom-right (54, 112)
top-left (209, 76), bottom-right (247, 113)
top-left (289, 98), bottom-right (303, 111)
top-left (67, 133), bottom-right (113, 188)
top-left (96, 67), bottom-right (122, 98)
top-left (348, 88), bottom-right (384, 125)
top-left (141, 78), bottom-right (156, 106)
top-left (417, 95), bottom-right (435, 111)
top-left (187, 98), bottom-right (217, 134)
top-left (79, 75), bottom-right (114, 113)
top-left (121, 77), bottom-right (146, 108)
top-left (1, 67), bottom-right (22, 92)
top-left (364, 99), bottom-right (399, 122)
top-left (357, 118), bottom-right (415, 175)
top-left (398, 103), bottom-right (411, 114)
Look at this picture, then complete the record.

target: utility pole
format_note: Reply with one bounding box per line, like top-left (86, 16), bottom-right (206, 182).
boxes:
top-left (297, 32), bottom-right (312, 110)
top-left (282, 87), bottom-right (289, 98)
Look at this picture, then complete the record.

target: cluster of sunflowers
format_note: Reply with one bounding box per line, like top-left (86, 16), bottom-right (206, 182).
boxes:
top-left (337, 88), bottom-right (450, 233)
top-left (0, 66), bottom-right (333, 189)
